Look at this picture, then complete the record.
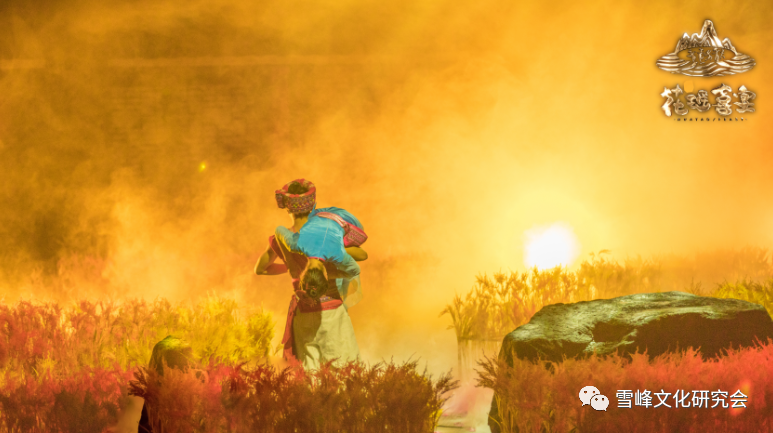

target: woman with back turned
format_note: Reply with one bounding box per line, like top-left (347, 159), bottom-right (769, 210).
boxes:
top-left (254, 179), bottom-right (367, 370)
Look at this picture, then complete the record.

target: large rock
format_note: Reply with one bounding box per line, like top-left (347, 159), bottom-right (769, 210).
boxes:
top-left (488, 291), bottom-right (773, 432)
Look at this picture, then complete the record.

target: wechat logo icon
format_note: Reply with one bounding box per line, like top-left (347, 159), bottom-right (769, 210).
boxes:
top-left (579, 386), bottom-right (609, 411)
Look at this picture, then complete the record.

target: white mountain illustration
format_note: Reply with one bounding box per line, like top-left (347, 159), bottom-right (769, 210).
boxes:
top-left (674, 20), bottom-right (738, 54)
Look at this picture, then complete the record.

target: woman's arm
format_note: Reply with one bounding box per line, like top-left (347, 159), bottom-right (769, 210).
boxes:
top-left (254, 246), bottom-right (287, 275)
top-left (345, 247), bottom-right (368, 261)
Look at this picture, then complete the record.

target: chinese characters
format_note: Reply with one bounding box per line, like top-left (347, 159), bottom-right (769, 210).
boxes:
top-left (735, 85), bottom-right (756, 113)
top-left (686, 90), bottom-right (711, 112)
top-left (661, 85), bottom-right (687, 116)
top-left (616, 389), bottom-right (748, 409)
top-left (684, 47), bottom-right (726, 65)
top-left (661, 83), bottom-right (756, 117)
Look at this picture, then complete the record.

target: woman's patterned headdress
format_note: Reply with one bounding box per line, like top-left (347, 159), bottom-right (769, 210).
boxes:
top-left (275, 179), bottom-right (316, 214)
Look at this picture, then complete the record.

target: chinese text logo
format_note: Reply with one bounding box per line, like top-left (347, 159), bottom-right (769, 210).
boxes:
top-left (661, 83), bottom-right (755, 117)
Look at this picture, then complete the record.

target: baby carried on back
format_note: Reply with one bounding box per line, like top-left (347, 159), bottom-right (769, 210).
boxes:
top-left (275, 206), bottom-right (367, 307)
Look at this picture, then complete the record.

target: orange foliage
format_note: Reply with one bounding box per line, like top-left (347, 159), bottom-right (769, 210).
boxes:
top-left (477, 340), bottom-right (773, 433)
top-left (129, 359), bottom-right (458, 433)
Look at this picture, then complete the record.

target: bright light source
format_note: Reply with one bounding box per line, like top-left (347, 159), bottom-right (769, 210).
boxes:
top-left (524, 223), bottom-right (580, 269)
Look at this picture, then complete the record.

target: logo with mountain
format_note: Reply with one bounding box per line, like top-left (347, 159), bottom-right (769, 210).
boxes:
top-left (656, 20), bottom-right (755, 77)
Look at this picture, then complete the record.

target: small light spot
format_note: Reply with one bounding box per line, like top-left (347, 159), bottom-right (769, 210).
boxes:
top-left (199, 162), bottom-right (207, 172)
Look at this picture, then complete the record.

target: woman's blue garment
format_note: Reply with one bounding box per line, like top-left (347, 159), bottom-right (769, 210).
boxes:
top-left (274, 207), bottom-right (364, 307)
top-left (299, 207), bottom-right (363, 262)
top-left (274, 207), bottom-right (363, 279)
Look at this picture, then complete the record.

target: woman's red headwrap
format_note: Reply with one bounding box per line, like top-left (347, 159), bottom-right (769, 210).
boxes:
top-left (275, 179), bottom-right (317, 214)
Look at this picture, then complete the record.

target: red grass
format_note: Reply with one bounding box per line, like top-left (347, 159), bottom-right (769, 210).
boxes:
top-left (128, 359), bottom-right (458, 433)
top-left (0, 297), bottom-right (456, 432)
top-left (477, 339), bottom-right (773, 433)
top-left (0, 366), bottom-right (134, 433)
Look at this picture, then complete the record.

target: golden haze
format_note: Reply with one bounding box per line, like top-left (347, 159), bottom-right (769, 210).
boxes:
top-left (0, 0), bottom-right (772, 373)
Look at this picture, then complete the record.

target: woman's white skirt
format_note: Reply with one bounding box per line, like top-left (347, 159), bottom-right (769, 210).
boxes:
top-left (293, 304), bottom-right (360, 370)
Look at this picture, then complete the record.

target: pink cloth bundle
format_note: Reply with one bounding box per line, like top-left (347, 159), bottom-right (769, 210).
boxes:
top-left (315, 211), bottom-right (368, 247)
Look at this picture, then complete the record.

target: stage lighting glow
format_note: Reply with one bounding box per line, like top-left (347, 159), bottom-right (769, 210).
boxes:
top-left (524, 223), bottom-right (580, 269)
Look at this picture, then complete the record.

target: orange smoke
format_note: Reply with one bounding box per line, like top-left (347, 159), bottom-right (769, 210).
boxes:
top-left (0, 0), bottom-right (772, 376)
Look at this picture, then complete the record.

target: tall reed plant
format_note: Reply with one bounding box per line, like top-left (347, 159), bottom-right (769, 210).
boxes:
top-left (0, 295), bottom-right (274, 380)
top-left (442, 249), bottom-right (773, 383)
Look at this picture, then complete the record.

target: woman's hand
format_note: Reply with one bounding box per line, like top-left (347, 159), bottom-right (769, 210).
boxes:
top-left (343, 277), bottom-right (363, 309)
top-left (345, 247), bottom-right (368, 261)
